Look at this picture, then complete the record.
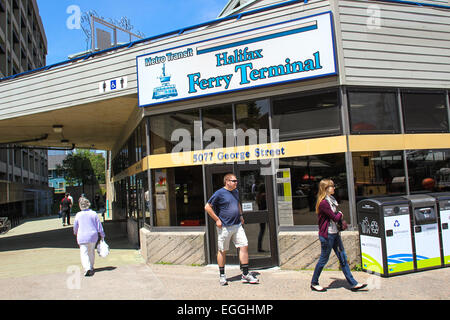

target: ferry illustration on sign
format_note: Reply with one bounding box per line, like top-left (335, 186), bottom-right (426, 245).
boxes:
top-left (152, 64), bottom-right (178, 100)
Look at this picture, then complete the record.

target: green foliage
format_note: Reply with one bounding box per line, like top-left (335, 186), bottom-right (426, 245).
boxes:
top-left (56, 150), bottom-right (105, 187)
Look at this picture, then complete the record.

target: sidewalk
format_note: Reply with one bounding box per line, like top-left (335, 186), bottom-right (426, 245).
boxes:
top-left (0, 216), bottom-right (449, 300)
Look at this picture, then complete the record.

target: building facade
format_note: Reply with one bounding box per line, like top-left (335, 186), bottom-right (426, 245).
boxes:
top-left (0, 0), bottom-right (51, 221)
top-left (0, 0), bottom-right (449, 269)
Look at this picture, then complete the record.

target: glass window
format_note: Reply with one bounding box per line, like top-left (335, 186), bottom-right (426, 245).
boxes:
top-left (128, 133), bottom-right (136, 165)
top-left (235, 100), bottom-right (270, 146)
top-left (348, 91), bottom-right (400, 134)
top-left (113, 179), bottom-right (128, 220)
top-left (202, 105), bottom-right (234, 149)
top-left (277, 153), bottom-right (349, 226)
top-left (143, 170), bottom-right (151, 226)
top-left (352, 151), bottom-right (406, 200)
top-left (272, 90), bottom-right (341, 141)
top-left (135, 124), bottom-right (141, 162)
top-left (150, 109), bottom-right (200, 155)
top-left (238, 169), bottom-right (268, 211)
top-left (402, 92), bottom-right (448, 133)
top-left (406, 149), bottom-right (450, 193)
top-left (152, 165), bottom-right (205, 227)
top-left (129, 175), bottom-right (137, 219)
top-left (141, 120), bottom-right (148, 158)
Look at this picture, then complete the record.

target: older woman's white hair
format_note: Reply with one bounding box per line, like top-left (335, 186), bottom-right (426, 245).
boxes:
top-left (79, 197), bottom-right (91, 211)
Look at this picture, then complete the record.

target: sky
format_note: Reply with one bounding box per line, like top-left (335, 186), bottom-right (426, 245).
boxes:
top-left (36, 0), bottom-right (231, 66)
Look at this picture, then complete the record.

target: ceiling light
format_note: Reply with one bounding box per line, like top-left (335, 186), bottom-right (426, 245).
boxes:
top-left (53, 125), bottom-right (63, 133)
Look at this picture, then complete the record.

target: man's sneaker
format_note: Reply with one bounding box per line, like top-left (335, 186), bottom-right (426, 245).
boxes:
top-left (241, 273), bottom-right (259, 284)
top-left (219, 274), bottom-right (228, 286)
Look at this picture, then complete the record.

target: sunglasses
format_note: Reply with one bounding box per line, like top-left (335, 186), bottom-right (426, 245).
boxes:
top-left (228, 180), bottom-right (238, 183)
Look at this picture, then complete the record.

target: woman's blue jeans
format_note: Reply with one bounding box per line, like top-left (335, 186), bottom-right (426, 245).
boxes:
top-left (311, 234), bottom-right (358, 287)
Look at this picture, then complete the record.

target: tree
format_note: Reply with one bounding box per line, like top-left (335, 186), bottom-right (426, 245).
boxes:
top-left (56, 150), bottom-right (105, 191)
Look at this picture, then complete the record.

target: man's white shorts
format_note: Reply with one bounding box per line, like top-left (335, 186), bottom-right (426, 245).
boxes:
top-left (217, 224), bottom-right (248, 252)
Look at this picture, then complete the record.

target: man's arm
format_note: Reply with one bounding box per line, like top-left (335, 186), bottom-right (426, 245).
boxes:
top-left (205, 203), bottom-right (222, 228)
top-left (238, 203), bottom-right (245, 225)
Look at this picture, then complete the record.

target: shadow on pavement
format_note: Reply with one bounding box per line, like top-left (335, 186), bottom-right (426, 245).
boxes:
top-left (94, 266), bottom-right (117, 273)
top-left (0, 216), bottom-right (133, 252)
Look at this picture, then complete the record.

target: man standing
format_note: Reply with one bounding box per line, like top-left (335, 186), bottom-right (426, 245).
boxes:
top-left (205, 173), bottom-right (259, 286)
top-left (60, 193), bottom-right (72, 226)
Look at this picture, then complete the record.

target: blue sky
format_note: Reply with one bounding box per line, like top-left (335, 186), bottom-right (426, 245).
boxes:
top-left (36, 0), bottom-right (230, 66)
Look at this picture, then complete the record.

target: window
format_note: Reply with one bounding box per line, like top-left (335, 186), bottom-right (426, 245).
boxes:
top-left (113, 179), bottom-right (128, 220)
top-left (406, 149), bottom-right (450, 193)
top-left (272, 90), bottom-right (341, 141)
top-left (202, 105), bottom-right (233, 149)
top-left (235, 100), bottom-right (270, 146)
top-left (348, 90), bottom-right (400, 134)
top-left (151, 165), bottom-right (205, 227)
top-left (402, 92), bottom-right (448, 133)
top-left (150, 109), bottom-right (200, 155)
top-left (277, 153), bottom-right (349, 226)
top-left (140, 120), bottom-right (148, 158)
top-left (353, 151), bottom-right (406, 199)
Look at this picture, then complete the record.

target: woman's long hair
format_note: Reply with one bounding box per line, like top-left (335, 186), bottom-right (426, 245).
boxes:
top-left (315, 179), bottom-right (334, 214)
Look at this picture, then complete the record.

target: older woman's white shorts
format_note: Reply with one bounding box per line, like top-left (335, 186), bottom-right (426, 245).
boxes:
top-left (217, 224), bottom-right (248, 252)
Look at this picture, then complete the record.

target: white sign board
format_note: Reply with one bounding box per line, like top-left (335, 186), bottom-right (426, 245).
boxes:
top-left (99, 77), bottom-right (128, 93)
top-left (136, 11), bottom-right (337, 107)
top-left (242, 202), bottom-right (253, 212)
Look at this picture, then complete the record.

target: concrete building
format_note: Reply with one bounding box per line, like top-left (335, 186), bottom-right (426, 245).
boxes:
top-left (0, 0), bottom-right (51, 221)
top-left (0, 0), bottom-right (449, 270)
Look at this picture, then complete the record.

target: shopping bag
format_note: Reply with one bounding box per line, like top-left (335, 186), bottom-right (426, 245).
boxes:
top-left (96, 239), bottom-right (110, 258)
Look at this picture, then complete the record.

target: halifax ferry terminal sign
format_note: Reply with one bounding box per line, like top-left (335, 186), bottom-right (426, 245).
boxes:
top-left (136, 11), bottom-right (337, 107)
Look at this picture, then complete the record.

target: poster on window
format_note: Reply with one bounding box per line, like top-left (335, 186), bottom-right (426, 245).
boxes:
top-left (155, 170), bottom-right (167, 192)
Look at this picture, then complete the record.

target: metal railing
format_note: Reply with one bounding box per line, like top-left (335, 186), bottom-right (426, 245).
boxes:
top-left (0, 217), bottom-right (11, 235)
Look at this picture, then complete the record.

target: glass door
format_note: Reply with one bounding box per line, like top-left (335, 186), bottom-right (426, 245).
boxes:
top-left (205, 164), bottom-right (278, 268)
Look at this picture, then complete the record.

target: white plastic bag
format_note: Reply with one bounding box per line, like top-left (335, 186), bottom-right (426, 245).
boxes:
top-left (96, 239), bottom-right (110, 258)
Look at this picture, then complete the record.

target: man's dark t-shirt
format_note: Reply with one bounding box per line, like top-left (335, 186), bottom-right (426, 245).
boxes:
top-left (208, 188), bottom-right (241, 226)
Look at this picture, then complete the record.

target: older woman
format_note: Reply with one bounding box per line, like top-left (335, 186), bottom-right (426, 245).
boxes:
top-left (73, 197), bottom-right (105, 277)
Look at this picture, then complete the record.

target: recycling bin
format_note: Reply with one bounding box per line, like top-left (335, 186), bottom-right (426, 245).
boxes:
top-left (428, 192), bottom-right (450, 267)
top-left (357, 197), bottom-right (414, 277)
top-left (403, 194), bottom-right (441, 271)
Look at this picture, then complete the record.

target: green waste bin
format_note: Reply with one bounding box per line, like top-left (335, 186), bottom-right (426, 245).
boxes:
top-left (357, 197), bottom-right (414, 277)
top-left (403, 194), bottom-right (441, 271)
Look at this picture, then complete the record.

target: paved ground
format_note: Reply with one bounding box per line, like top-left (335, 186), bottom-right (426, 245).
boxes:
top-left (0, 216), bottom-right (449, 301)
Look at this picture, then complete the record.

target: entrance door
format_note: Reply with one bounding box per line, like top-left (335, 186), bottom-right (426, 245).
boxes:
top-left (205, 164), bottom-right (278, 268)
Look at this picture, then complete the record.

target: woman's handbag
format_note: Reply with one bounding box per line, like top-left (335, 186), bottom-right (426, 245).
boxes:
top-left (97, 239), bottom-right (110, 258)
top-left (336, 210), bottom-right (348, 232)
top-left (337, 218), bottom-right (348, 231)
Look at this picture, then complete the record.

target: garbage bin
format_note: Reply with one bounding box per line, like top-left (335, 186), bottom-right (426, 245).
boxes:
top-left (428, 192), bottom-right (450, 267)
top-left (403, 194), bottom-right (441, 271)
top-left (357, 197), bottom-right (414, 277)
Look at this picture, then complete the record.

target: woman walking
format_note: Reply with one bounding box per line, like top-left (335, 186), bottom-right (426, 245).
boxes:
top-left (73, 197), bottom-right (105, 277)
top-left (310, 179), bottom-right (367, 292)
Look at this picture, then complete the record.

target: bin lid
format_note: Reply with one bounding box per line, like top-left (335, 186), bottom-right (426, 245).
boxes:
top-left (357, 196), bottom-right (409, 207)
top-left (403, 194), bottom-right (436, 207)
top-left (427, 192), bottom-right (450, 200)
